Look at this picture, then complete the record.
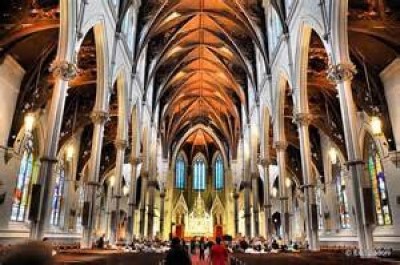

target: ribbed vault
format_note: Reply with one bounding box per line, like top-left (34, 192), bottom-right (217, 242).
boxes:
top-left (136, 0), bottom-right (266, 158)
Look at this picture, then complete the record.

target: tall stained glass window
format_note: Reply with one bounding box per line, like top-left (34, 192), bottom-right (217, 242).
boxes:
top-left (175, 155), bottom-right (186, 189)
top-left (50, 163), bottom-right (66, 226)
top-left (214, 155), bottom-right (224, 190)
top-left (193, 155), bottom-right (206, 191)
top-left (365, 135), bottom-right (392, 226)
top-left (333, 163), bottom-right (351, 229)
top-left (11, 140), bottom-right (35, 222)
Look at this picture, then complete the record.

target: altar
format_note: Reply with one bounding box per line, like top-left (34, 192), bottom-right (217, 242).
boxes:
top-left (187, 193), bottom-right (213, 237)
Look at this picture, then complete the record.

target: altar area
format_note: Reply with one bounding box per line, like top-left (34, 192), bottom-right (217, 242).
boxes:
top-left (186, 193), bottom-right (213, 237)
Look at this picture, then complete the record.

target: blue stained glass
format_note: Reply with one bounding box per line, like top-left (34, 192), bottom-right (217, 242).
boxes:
top-left (215, 155), bottom-right (224, 190)
top-left (176, 155), bottom-right (186, 189)
top-left (193, 156), bottom-right (206, 191)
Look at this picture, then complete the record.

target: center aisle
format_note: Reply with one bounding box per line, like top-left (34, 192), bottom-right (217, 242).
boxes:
top-left (190, 250), bottom-right (209, 265)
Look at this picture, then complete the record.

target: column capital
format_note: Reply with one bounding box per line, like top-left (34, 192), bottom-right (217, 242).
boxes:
top-left (294, 112), bottom-right (312, 126)
top-left (274, 141), bottom-right (288, 151)
top-left (114, 139), bottom-right (128, 150)
top-left (49, 60), bottom-right (77, 81)
top-left (233, 193), bottom-right (240, 200)
top-left (258, 158), bottom-right (270, 167)
top-left (147, 180), bottom-right (158, 188)
top-left (242, 180), bottom-right (252, 189)
top-left (327, 63), bottom-right (357, 84)
top-left (90, 110), bottom-right (109, 124)
top-left (160, 192), bottom-right (166, 199)
top-left (130, 156), bottom-right (142, 165)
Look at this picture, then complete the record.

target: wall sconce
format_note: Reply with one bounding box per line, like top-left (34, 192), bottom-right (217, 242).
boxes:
top-left (24, 113), bottom-right (35, 133)
top-left (371, 116), bottom-right (382, 135)
top-left (329, 147), bottom-right (337, 165)
top-left (66, 145), bottom-right (74, 161)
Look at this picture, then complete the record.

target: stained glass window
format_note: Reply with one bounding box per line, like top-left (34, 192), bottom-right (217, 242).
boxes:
top-left (365, 135), bottom-right (392, 226)
top-left (333, 163), bottom-right (351, 229)
top-left (214, 155), bottom-right (224, 190)
top-left (50, 163), bottom-right (65, 226)
top-left (175, 155), bottom-right (186, 189)
top-left (11, 142), bottom-right (34, 222)
top-left (193, 155), bottom-right (206, 191)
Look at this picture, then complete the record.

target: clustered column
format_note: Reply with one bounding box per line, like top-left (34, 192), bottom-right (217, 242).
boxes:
top-left (127, 157), bottom-right (141, 242)
top-left (111, 139), bottom-right (128, 244)
top-left (82, 110), bottom-right (108, 248)
top-left (295, 113), bottom-right (319, 250)
top-left (233, 191), bottom-right (240, 236)
top-left (260, 158), bottom-right (272, 240)
top-left (275, 141), bottom-right (290, 243)
top-left (328, 63), bottom-right (373, 256)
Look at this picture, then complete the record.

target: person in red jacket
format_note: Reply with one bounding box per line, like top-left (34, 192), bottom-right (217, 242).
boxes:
top-left (210, 237), bottom-right (228, 265)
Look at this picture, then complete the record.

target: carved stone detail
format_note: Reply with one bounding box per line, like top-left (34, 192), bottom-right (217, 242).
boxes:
top-left (274, 141), bottom-right (288, 151)
top-left (327, 63), bottom-right (357, 84)
top-left (130, 157), bottom-right (142, 165)
top-left (114, 139), bottom-right (128, 150)
top-left (294, 112), bottom-right (312, 126)
top-left (90, 111), bottom-right (109, 124)
top-left (49, 60), bottom-right (77, 81)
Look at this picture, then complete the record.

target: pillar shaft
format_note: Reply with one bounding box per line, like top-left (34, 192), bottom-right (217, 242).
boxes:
top-left (111, 140), bottom-right (127, 244)
top-left (159, 192), bottom-right (166, 238)
top-left (252, 174), bottom-right (260, 236)
top-left (127, 157), bottom-right (140, 242)
top-left (233, 193), bottom-right (239, 236)
top-left (275, 142), bottom-right (290, 243)
top-left (261, 159), bottom-right (272, 240)
top-left (29, 65), bottom-right (73, 239)
top-left (147, 180), bottom-right (156, 238)
top-left (295, 114), bottom-right (319, 250)
top-left (139, 174), bottom-right (148, 236)
top-left (82, 110), bottom-right (108, 248)
top-left (328, 63), bottom-right (373, 256)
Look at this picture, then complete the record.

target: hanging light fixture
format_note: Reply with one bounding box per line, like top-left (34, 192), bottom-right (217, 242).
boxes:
top-left (371, 116), bottom-right (382, 136)
top-left (24, 113), bottom-right (35, 133)
top-left (328, 147), bottom-right (337, 164)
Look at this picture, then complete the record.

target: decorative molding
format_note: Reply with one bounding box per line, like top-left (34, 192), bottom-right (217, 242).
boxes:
top-left (130, 157), bottom-right (142, 165)
top-left (274, 141), bottom-right (288, 151)
top-left (49, 60), bottom-right (77, 81)
top-left (114, 139), bottom-right (128, 150)
top-left (293, 112), bottom-right (312, 126)
top-left (258, 158), bottom-right (270, 167)
top-left (90, 111), bottom-right (109, 124)
top-left (327, 63), bottom-right (357, 84)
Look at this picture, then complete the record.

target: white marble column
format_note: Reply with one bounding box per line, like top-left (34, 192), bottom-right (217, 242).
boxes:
top-left (127, 157), bottom-right (140, 242)
top-left (275, 141), bottom-right (290, 243)
top-left (110, 139), bottom-right (128, 244)
top-left (294, 113), bottom-right (319, 250)
top-left (30, 61), bottom-right (77, 240)
top-left (328, 63), bottom-right (373, 256)
top-left (139, 172), bottom-right (148, 237)
top-left (82, 110), bottom-right (108, 248)
top-left (260, 159), bottom-right (272, 240)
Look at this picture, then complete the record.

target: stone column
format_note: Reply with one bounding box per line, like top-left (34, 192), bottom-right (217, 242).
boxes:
top-left (294, 113), bottom-right (319, 250)
top-left (159, 191), bottom-right (166, 238)
top-left (233, 192), bottom-right (239, 236)
top-left (105, 183), bottom-right (113, 240)
top-left (147, 179), bottom-right (157, 238)
top-left (252, 172), bottom-right (260, 236)
top-left (30, 61), bottom-right (77, 240)
top-left (260, 158), bottom-right (272, 240)
top-left (111, 139), bottom-right (127, 244)
top-left (82, 110), bottom-right (108, 248)
top-left (274, 141), bottom-right (290, 243)
top-left (328, 63), bottom-right (373, 256)
top-left (127, 157), bottom-right (141, 242)
top-left (139, 172), bottom-right (148, 237)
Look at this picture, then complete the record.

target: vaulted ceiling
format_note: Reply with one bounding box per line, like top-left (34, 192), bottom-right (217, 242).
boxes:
top-left (136, 0), bottom-right (266, 159)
